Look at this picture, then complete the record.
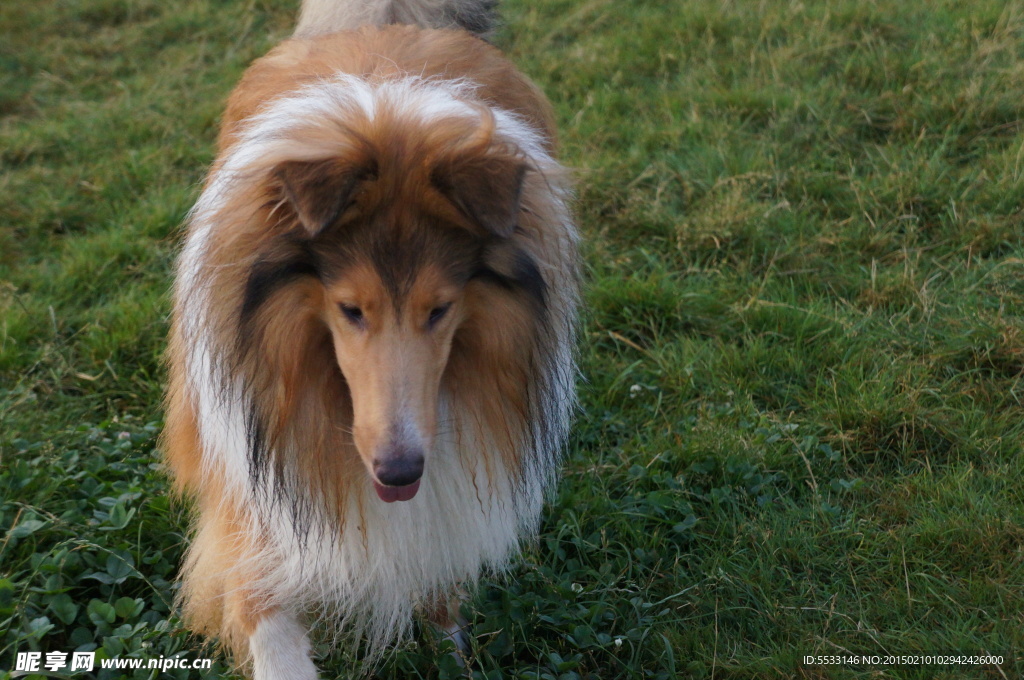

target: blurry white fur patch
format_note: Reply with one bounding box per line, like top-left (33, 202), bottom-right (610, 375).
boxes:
top-left (249, 611), bottom-right (318, 680)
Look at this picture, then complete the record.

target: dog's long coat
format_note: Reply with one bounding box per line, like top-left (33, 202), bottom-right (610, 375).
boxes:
top-left (163, 0), bottom-right (578, 677)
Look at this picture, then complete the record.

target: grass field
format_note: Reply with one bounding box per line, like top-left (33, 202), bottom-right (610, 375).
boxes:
top-left (2, 0), bottom-right (1023, 678)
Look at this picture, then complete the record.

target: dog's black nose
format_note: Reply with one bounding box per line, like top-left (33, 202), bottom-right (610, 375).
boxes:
top-left (373, 449), bottom-right (424, 487)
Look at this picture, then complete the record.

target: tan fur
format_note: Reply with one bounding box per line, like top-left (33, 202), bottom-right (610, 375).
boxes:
top-left (217, 26), bottom-right (556, 153)
top-left (162, 326), bottom-right (204, 494)
top-left (322, 264), bottom-right (462, 478)
top-left (163, 23), bottom-right (577, 674)
top-left (178, 493), bottom-right (270, 664)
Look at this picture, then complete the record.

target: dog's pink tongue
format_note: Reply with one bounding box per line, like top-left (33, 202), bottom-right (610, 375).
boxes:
top-left (373, 479), bottom-right (421, 503)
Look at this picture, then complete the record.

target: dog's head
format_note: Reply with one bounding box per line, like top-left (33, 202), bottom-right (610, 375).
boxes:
top-left (259, 128), bottom-right (537, 503)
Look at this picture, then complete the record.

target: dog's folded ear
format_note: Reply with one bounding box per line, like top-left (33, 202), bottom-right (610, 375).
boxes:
top-left (432, 154), bottom-right (527, 238)
top-left (275, 159), bottom-right (371, 235)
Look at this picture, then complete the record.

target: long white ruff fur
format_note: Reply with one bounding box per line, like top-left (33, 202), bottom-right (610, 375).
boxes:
top-left (172, 69), bottom-right (578, 665)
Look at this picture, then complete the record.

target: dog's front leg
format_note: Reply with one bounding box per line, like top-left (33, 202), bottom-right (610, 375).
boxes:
top-left (248, 610), bottom-right (319, 680)
top-left (425, 594), bottom-right (470, 665)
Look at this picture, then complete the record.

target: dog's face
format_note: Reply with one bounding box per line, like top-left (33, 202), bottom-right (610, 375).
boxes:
top-left (321, 260), bottom-right (464, 502)
top-left (271, 138), bottom-right (530, 503)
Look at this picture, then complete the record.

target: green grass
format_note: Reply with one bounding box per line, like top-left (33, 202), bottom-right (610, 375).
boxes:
top-left (2, 0), bottom-right (1023, 678)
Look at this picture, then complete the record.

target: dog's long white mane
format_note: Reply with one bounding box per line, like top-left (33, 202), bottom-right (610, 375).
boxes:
top-left (294, 0), bottom-right (498, 38)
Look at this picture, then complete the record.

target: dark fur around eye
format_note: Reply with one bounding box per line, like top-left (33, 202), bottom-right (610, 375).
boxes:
top-left (428, 303), bottom-right (452, 327)
top-left (340, 304), bottom-right (364, 325)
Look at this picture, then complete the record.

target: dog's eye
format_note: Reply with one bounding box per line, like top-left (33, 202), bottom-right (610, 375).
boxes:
top-left (428, 303), bottom-right (452, 327)
top-left (340, 304), bottom-right (364, 326)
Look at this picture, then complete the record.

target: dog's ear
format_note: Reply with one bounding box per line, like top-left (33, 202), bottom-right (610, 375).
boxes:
top-left (432, 155), bottom-right (527, 238)
top-left (275, 159), bottom-right (371, 235)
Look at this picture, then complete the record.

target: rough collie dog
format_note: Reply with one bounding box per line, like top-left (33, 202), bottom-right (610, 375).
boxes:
top-left (162, 0), bottom-right (578, 676)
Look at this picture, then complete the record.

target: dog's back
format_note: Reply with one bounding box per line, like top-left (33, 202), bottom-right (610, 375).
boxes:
top-left (294, 0), bottom-right (498, 38)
